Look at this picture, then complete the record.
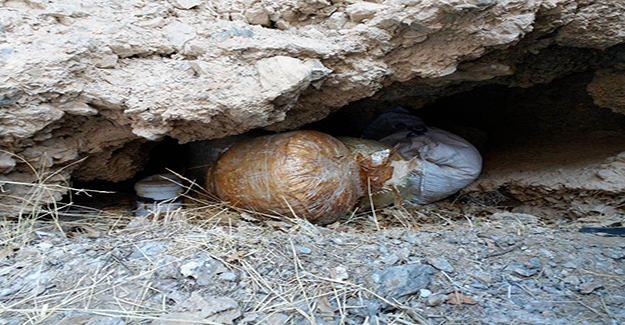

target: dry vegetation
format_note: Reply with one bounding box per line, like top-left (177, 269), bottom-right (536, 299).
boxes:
top-left (0, 169), bottom-right (623, 324)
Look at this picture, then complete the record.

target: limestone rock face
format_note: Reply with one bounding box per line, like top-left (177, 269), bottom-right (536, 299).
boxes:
top-left (0, 0), bottom-right (624, 213)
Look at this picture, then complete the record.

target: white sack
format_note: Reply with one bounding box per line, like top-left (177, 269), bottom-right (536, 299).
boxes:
top-left (365, 108), bottom-right (482, 204)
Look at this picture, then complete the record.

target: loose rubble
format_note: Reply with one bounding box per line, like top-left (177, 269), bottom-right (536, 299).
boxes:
top-left (0, 209), bottom-right (623, 324)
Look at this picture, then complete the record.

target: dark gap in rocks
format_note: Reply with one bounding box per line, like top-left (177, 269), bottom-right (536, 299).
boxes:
top-left (68, 137), bottom-right (186, 209)
top-left (268, 19), bottom-right (279, 29)
top-left (306, 72), bottom-right (625, 216)
top-left (70, 73), bottom-right (625, 217)
top-left (122, 51), bottom-right (180, 60)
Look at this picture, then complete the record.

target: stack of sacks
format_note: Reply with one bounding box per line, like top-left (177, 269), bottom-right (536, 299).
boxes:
top-left (206, 108), bottom-right (483, 224)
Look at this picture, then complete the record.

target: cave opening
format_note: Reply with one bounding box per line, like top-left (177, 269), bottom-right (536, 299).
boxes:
top-left (69, 137), bottom-right (188, 210)
top-left (70, 72), bottom-right (625, 218)
top-left (309, 72), bottom-right (625, 217)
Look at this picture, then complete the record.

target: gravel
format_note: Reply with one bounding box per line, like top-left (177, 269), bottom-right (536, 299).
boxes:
top-left (0, 210), bottom-right (623, 324)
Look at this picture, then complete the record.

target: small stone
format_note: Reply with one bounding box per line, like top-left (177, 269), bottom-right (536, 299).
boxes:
top-left (294, 245), bottom-right (312, 255)
top-left (419, 289), bottom-right (432, 298)
top-left (95, 54), bottom-right (118, 69)
top-left (380, 254), bottom-right (400, 265)
top-left (579, 281), bottom-right (603, 294)
top-left (562, 261), bottom-right (578, 269)
top-left (427, 257), bottom-right (455, 273)
top-left (264, 313), bottom-right (288, 325)
top-left (562, 275), bottom-right (581, 286)
top-left (346, 2), bottom-right (384, 23)
top-left (36, 242), bottom-right (53, 250)
top-left (472, 271), bottom-right (492, 283)
top-left (374, 264), bottom-right (435, 299)
top-left (59, 101), bottom-right (99, 116)
top-left (395, 248), bottom-right (411, 259)
top-left (508, 262), bottom-right (538, 277)
top-left (327, 12), bottom-right (348, 29)
top-left (603, 249), bottom-right (625, 260)
top-left (330, 266), bottom-right (349, 281)
top-left (527, 257), bottom-right (540, 268)
top-left (0, 154), bottom-right (16, 173)
top-left (163, 22), bottom-right (195, 48)
top-left (403, 234), bottom-right (422, 245)
top-left (182, 293), bottom-right (241, 324)
top-left (332, 238), bottom-right (344, 245)
top-left (219, 272), bottom-right (237, 282)
top-left (130, 242), bottom-right (166, 259)
top-left (244, 7), bottom-right (271, 27)
top-left (153, 312), bottom-right (204, 325)
top-left (179, 255), bottom-right (218, 285)
top-left (539, 249), bottom-right (555, 259)
top-left (274, 20), bottom-right (289, 30)
top-left (426, 293), bottom-right (448, 307)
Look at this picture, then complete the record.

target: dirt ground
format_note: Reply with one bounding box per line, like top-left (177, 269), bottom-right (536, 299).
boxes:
top-left (0, 202), bottom-right (623, 324)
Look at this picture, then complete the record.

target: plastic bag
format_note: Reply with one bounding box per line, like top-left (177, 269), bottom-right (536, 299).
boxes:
top-left (366, 108), bottom-right (483, 204)
top-left (209, 131), bottom-right (363, 224)
top-left (338, 137), bottom-right (419, 208)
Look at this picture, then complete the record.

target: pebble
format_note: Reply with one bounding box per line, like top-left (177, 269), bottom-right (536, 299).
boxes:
top-left (179, 255), bottom-right (218, 285)
top-left (508, 262), bottom-right (538, 277)
top-left (562, 275), bottom-right (581, 286)
top-left (419, 289), bottom-right (432, 298)
top-left (130, 242), bottom-right (166, 259)
top-left (380, 254), bottom-right (400, 265)
top-left (427, 256), bottom-right (455, 273)
top-left (264, 313), bottom-right (289, 325)
top-left (562, 261), bottom-right (578, 269)
top-left (395, 248), bottom-right (411, 259)
top-left (35, 242), bottom-right (53, 250)
top-left (579, 281), bottom-right (603, 294)
top-left (603, 249), bottom-right (625, 260)
top-left (294, 245), bottom-right (312, 255)
top-left (527, 257), bottom-right (540, 268)
top-left (472, 271), bottom-right (492, 283)
top-left (374, 264), bottom-right (435, 299)
top-left (219, 272), bottom-right (237, 282)
top-left (539, 249), bottom-right (555, 259)
top-left (403, 234), bottom-right (422, 245)
top-left (426, 293), bottom-right (448, 307)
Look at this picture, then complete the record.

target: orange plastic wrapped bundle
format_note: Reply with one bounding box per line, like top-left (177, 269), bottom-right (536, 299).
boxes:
top-left (338, 137), bottom-right (420, 208)
top-left (209, 131), bottom-right (363, 224)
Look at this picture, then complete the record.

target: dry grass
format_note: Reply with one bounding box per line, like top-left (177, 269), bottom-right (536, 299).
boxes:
top-left (0, 165), bottom-right (452, 324)
top-left (0, 204), bottom-right (438, 324)
top-left (3, 163), bottom-right (619, 324)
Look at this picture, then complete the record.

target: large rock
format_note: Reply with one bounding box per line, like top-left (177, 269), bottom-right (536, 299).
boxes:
top-left (0, 0), bottom-right (624, 213)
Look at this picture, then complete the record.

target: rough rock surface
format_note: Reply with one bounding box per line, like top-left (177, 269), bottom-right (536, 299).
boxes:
top-left (588, 69), bottom-right (625, 115)
top-left (1, 0), bottom-right (625, 212)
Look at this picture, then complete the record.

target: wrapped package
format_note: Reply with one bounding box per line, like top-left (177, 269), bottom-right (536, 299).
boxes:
top-left (209, 131), bottom-right (363, 224)
top-left (338, 137), bottom-right (420, 208)
top-left (365, 108), bottom-right (483, 204)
